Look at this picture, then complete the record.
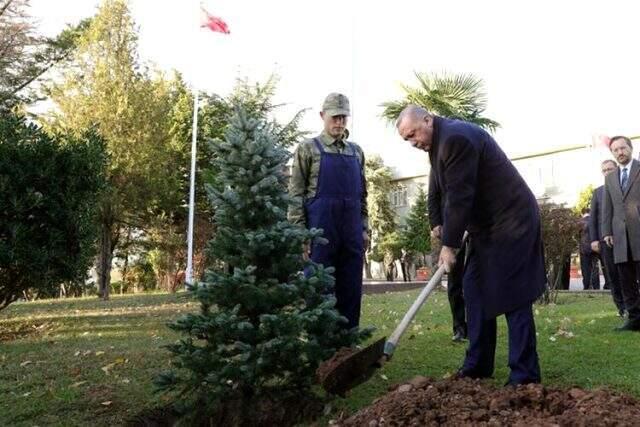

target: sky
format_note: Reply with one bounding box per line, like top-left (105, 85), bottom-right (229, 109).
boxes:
top-left (30, 0), bottom-right (640, 178)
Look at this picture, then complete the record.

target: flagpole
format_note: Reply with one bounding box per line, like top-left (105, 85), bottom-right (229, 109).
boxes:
top-left (186, 89), bottom-right (200, 287)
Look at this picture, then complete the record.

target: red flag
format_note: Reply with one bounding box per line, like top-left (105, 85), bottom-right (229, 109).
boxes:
top-left (592, 134), bottom-right (611, 149)
top-left (200, 7), bottom-right (230, 34)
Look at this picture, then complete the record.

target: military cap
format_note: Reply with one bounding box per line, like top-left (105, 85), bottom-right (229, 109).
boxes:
top-left (322, 93), bottom-right (350, 116)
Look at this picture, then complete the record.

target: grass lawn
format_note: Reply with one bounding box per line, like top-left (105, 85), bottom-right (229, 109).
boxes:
top-left (1, 289), bottom-right (639, 426)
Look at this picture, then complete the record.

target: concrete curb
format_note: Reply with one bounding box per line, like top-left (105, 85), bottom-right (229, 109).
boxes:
top-left (362, 281), bottom-right (612, 295)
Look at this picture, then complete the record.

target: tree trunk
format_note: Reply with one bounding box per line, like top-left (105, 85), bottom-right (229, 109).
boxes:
top-left (97, 220), bottom-right (119, 301)
top-left (97, 223), bottom-right (112, 300)
top-left (364, 254), bottom-right (372, 279)
top-left (120, 227), bottom-right (132, 295)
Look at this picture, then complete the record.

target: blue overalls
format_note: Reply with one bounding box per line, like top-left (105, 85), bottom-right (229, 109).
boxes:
top-left (305, 138), bottom-right (364, 329)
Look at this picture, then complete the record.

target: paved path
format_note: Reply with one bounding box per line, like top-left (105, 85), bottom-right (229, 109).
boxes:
top-left (363, 277), bottom-right (609, 295)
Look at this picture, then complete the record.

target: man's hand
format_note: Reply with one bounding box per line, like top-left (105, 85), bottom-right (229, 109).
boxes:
top-left (431, 225), bottom-right (442, 240)
top-left (604, 235), bottom-right (614, 248)
top-left (302, 242), bottom-right (311, 262)
top-left (590, 240), bottom-right (600, 254)
top-left (438, 245), bottom-right (457, 273)
top-left (363, 231), bottom-right (370, 251)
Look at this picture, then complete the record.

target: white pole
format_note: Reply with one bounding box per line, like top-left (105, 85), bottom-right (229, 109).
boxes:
top-left (350, 9), bottom-right (356, 139)
top-left (186, 89), bottom-right (200, 287)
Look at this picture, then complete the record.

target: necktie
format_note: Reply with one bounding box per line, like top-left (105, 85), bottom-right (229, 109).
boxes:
top-left (621, 167), bottom-right (629, 190)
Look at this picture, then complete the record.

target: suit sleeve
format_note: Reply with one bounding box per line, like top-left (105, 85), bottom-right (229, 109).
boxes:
top-left (427, 169), bottom-right (442, 229)
top-left (588, 189), bottom-right (598, 241)
top-left (602, 181), bottom-right (613, 237)
top-left (440, 135), bottom-right (478, 249)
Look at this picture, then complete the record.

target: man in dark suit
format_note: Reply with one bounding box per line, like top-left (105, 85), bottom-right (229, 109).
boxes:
top-left (602, 136), bottom-right (640, 331)
top-left (396, 105), bottom-right (546, 385)
top-left (428, 170), bottom-right (467, 342)
top-left (579, 208), bottom-right (600, 290)
top-left (589, 159), bottom-right (625, 315)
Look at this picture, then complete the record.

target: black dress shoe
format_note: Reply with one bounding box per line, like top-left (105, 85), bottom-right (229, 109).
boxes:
top-left (614, 319), bottom-right (640, 331)
top-left (452, 327), bottom-right (467, 342)
top-left (452, 331), bottom-right (466, 342)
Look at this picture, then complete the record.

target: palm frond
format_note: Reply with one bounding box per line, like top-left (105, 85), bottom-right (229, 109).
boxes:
top-left (380, 71), bottom-right (500, 132)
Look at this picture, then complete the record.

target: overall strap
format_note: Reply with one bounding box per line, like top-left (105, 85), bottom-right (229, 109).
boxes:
top-left (312, 138), bottom-right (325, 154)
top-left (346, 142), bottom-right (359, 159)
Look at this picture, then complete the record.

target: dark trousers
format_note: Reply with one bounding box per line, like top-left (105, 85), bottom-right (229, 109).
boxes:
top-left (461, 254), bottom-right (541, 384)
top-left (600, 240), bottom-right (625, 312)
top-left (579, 251), bottom-right (600, 290)
top-left (447, 244), bottom-right (467, 335)
top-left (400, 262), bottom-right (409, 282)
top-left (616, 252), bottom-right (640, 323)
top-left (553, 257), bottom-right (571, 290)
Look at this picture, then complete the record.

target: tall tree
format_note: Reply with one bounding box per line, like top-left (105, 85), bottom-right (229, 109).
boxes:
top-left (574, 184), bottom-right (594, 215)
top-left (0, 113), bottom-right (106, 310)
top-left (401, 186), bottom-right (431, 264)
top-left (365, 155), bottom-right (397, 278)
top-left (380, 72), bottom-right (500, 131)
top-left (46, 0), bottom-right (179, 299)
top-left (0, 0), bottom-right (89, 110)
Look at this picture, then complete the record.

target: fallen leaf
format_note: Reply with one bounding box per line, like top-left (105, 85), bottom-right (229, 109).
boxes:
top-left (101, 401), bottom-right (112, 406)
top-left (20, 360), bottom-right (32, 367)
top-left (71, 381), bottom-right (87, 388)
top-left (101, 363), bottom-right (116, 375)
top-left (74, 351), bottom-right (81, 357)
top-left (22, 392), bottom-right (31, 397)
top-left (380, 374), bottom-right (388, 381)
top-left (95, 351), bottom-right (105, 356)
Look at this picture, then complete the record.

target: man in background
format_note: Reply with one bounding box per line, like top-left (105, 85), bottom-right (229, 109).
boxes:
top-left (589, 159), bottom-right (625, 316)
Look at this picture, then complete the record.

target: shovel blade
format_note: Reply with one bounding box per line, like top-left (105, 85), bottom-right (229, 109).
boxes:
top-left (320, 337), bottom-right (387, 395)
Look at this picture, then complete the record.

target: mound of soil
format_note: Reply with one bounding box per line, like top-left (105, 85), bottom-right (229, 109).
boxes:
top-left (337, 376), bottom-right (640, 426)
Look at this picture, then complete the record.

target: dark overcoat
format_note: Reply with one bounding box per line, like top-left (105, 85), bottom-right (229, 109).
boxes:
top-left (429, 116), bottom-right (546, 318)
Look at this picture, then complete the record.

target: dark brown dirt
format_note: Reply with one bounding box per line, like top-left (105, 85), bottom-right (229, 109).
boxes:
top-left (336, 376), bottom-right (640, 426)
top-left (317, 338), bottom-right (386, 396)
top-left (317, 347), bottom-right (358, 386)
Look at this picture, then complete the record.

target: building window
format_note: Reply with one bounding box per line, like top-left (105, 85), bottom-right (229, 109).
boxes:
top-left (391, 186), bottom-right (408, 207)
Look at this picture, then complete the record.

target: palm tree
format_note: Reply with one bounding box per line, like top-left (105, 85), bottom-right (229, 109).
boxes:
top-left (381, 72), bottom-right (500, 132)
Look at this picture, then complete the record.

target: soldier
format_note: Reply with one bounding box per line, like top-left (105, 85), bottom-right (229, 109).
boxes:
top-left (288, 93), bottom-right (369, 329)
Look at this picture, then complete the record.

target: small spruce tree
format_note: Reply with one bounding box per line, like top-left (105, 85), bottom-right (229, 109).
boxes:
top-left (401, 186), bottom-right (431, 265)
top-left (156, 107), bottom-right (369, 419)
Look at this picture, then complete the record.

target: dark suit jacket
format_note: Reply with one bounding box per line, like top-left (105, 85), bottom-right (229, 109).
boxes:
top-left (579, 215), bottom-right (593, 254)
top-left (588, 186), bottom-right (604, 242)
top-left (429, 116), bottom-right (546, 317)
top-left (427, 169), bottom-right (442, 229)
top-left (602, 159), bottom-right (640, 263)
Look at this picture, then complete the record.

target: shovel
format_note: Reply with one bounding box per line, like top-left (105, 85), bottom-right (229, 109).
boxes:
top-left (320, 263), bottom-right (448, 395)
